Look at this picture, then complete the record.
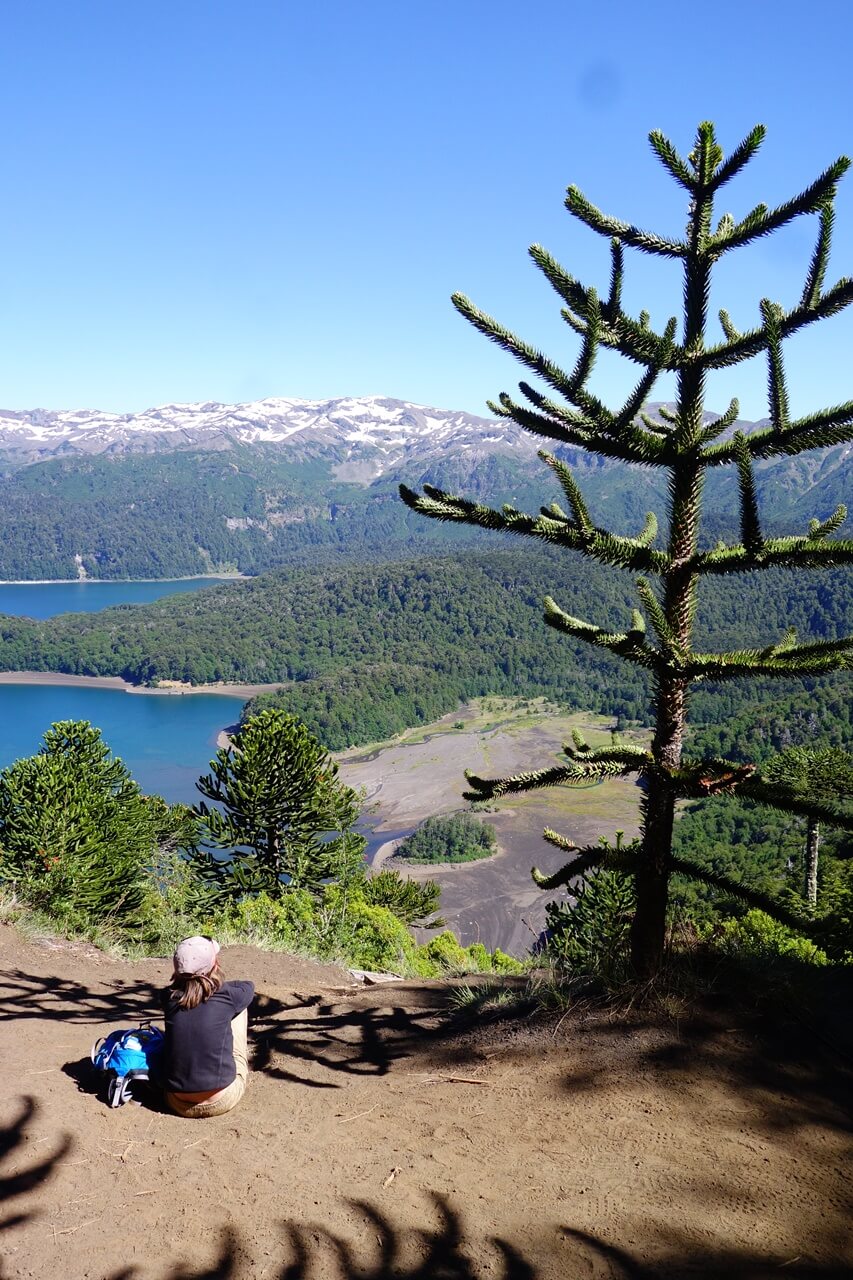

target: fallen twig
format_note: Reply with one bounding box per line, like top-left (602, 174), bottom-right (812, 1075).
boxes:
top-left (422, 1074), bottom-right (493, 1086)
top-left (54, 1217), bottom-right (101, 1237)
top-left (340, 1103), bottom-right (379, 1124)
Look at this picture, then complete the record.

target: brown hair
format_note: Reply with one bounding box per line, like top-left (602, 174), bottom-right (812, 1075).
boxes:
top-left (170, 960), bottom-right (223, 1010)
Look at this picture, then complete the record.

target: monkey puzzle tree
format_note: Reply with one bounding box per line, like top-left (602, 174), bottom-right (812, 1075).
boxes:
top-left (401, 123), bottom-right (853, 975)
top-left (761, 747), bottom-right (853, 906)
top-left (193, 709), bottom-right (366, 899)
top-left (0, 720), bottom-right (162, 932)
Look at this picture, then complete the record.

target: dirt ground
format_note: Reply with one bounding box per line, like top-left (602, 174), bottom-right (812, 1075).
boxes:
top-left (2, 925), bottom-right (851, 1279)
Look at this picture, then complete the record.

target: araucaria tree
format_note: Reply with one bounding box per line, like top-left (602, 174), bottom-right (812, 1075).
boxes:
top-left (193, 709), bottom-right (366, 899)
top-left (0, 720), bottom-right (165, 933)
top-left (401, 123), bottom-right (853, 975)
top-left (762, 747), bottom-right (853, 906)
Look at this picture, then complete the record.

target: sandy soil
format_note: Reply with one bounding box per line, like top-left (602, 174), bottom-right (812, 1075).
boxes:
top-left (0, 672), bottom-right (283, 698)
top-left (337, 708), bottom-right (644, 953)
top-left (2, 926), bottom-right (851, 1280)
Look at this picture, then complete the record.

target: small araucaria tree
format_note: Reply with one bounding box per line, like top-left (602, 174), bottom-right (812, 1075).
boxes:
top-left (193, 709), bottom-right (366, 899)
top-left (401, 123), bottom-right (853, 975)
top-left (761, 747), bottom-right (853, 906)
top-left (0, 720), bottom-right (163, 933)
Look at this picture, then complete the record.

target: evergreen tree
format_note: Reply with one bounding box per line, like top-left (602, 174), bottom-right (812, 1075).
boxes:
top-left (760, 747), bottom-right (853, 905)
top-left (401, 123), bottom-right (853, 974)
top-left (361, 868), bottom-right (444, 929)
top-left (395, 812), bottom-right (497, 863)
top-left (192, 709), bottom-right (366, 899)
top-left (0, 720), bottom-right (160, 930)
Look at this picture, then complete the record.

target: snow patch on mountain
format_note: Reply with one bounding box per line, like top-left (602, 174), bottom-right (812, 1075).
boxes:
top-left (0, 396), bottom-right (533, 475)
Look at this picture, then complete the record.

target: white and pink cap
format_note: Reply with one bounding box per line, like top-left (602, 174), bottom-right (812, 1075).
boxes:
top-left (173, 936), bottom-right (221, 976)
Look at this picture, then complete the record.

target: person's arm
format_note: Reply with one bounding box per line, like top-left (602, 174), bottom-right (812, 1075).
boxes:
top-left (227, 981), bottom-right (255, 1015)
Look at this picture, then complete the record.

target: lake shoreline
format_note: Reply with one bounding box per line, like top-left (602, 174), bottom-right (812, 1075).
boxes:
top-left (0, 573), bottom-right (248, 585)
top-left (0, 672), bottom-right (282, 698)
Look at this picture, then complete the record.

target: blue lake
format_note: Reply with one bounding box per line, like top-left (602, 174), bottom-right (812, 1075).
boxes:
top-left (0, 578), bottom-right (245, 804)
top-left (0, 577), bottom-right (231, 619)
top-left (0, 683), bottom-right (244, 804)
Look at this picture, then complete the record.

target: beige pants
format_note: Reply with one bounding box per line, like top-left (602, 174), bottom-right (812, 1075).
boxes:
top-left (166, 1009), bottom-right (249, 1119)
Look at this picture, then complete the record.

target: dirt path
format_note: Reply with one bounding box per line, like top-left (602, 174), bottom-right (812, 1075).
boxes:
top-left (1, 925), bottom-right (851, 1279)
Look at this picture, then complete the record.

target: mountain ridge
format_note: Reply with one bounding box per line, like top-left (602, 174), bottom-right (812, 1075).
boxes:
top-left (1, 394), bottom-right (850, 580)
top-left (0, 396), bottom-right (524, 472)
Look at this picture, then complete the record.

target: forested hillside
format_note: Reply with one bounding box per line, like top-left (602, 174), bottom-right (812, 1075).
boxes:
top-left (0, 405), bottom-right (849, 579)
top-left (0, 547), bottom-right (849, 752)
top-left (0, 449), bottom-right (498, 579)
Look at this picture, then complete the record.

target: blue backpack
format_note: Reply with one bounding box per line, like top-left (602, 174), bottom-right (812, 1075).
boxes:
top-left (91, 1022), bottom-right (165, 1107)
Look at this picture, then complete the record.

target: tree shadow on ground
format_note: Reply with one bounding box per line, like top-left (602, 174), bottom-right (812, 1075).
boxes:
top-left (103, 1200), bottom-right (853, 1280)
top-left (4, 958), bottom-right (852, 1150)
top-left (107, 1195), bottom-right (541, 1279)
top-left (0, 1096), bottom-right (71, 1237)
top-left (549, 994), bottom-right (853, 1141)
top-left (422, 961), bottom-right (853, 1144)
top-left (0, 965), bottom-right (460, 1091)
top-left (249, 984), bottom-right (457, 1088)
top-left (0, 966), bottom-right (160, 1025)
top-left (2, 1101), bottom-right (849, 1279)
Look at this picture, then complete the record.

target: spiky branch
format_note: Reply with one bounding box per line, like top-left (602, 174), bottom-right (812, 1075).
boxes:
top-left (401, 122), bottom-right (853, 972)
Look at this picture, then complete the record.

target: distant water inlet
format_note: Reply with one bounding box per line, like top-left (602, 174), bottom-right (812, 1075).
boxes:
top-left (357, 824), bottom-right (413, 866)
top-left (0, 576), bottom-right (229, 619)
top-left (0, 577), bottom-right (245, 803)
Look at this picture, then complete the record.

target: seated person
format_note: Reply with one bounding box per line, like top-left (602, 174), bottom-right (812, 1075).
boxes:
top-left (163, 935), bottom-right (254, 1119)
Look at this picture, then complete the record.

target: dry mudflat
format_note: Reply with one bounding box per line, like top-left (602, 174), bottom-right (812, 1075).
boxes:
top-left (337, 702), bottom-right (646, 953)
top-left (1, 925), bottom-right (851, 1279)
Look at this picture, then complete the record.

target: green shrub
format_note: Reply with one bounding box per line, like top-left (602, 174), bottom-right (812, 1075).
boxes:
top-left (490, 948), bottom-right (526, 975)
top-left (211, 889), bottom-right (316, 950)
top-left (708, 910), bottom-right (828, 966)
top-left (465, 942), bottom-right (491, 972)
top-left (544, 870), bottom-right (635, 986)
top-left (361, 868), bottom-right (443, 927)
top-left (323, 896), bottom-right (421, 973)
top-left (419, 929), bottom-right (470, 972)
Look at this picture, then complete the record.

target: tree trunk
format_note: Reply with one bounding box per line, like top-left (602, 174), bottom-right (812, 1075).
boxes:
top-left (632, 782), bottom-right (674, 976)
top-left (632, 673), bottom-right (685, 975)
top-left (804, 818), bottom-right (820, 907)
top-left (629, 165), bottom-right (714, 977)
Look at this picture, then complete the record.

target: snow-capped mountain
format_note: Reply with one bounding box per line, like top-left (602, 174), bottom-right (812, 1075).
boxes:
top-left (0, 396), bottom-right (532, 476)
top-left (0, 392), bottom-right (849, 581)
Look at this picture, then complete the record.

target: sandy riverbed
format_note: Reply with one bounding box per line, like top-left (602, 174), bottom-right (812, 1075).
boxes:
top-left (336, 704), bottom-right (645, 953)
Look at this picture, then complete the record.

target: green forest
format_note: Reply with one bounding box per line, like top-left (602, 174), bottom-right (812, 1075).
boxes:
top-left (0, 446), bottom-right (541, 580)
top-left (0, 426), bottom-right (850, 580)
top-left (394, 813), bottom-right (498, 864)
top-left (0, 549), bottom-right (850, 755)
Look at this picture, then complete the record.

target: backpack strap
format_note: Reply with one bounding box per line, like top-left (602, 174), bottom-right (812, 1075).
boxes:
top-left (107, 1069), bottom-right (150, 1108)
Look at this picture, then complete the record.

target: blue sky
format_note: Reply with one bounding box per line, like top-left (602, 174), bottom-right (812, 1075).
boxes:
top-left (2, 0), bottom-right (853, 419)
